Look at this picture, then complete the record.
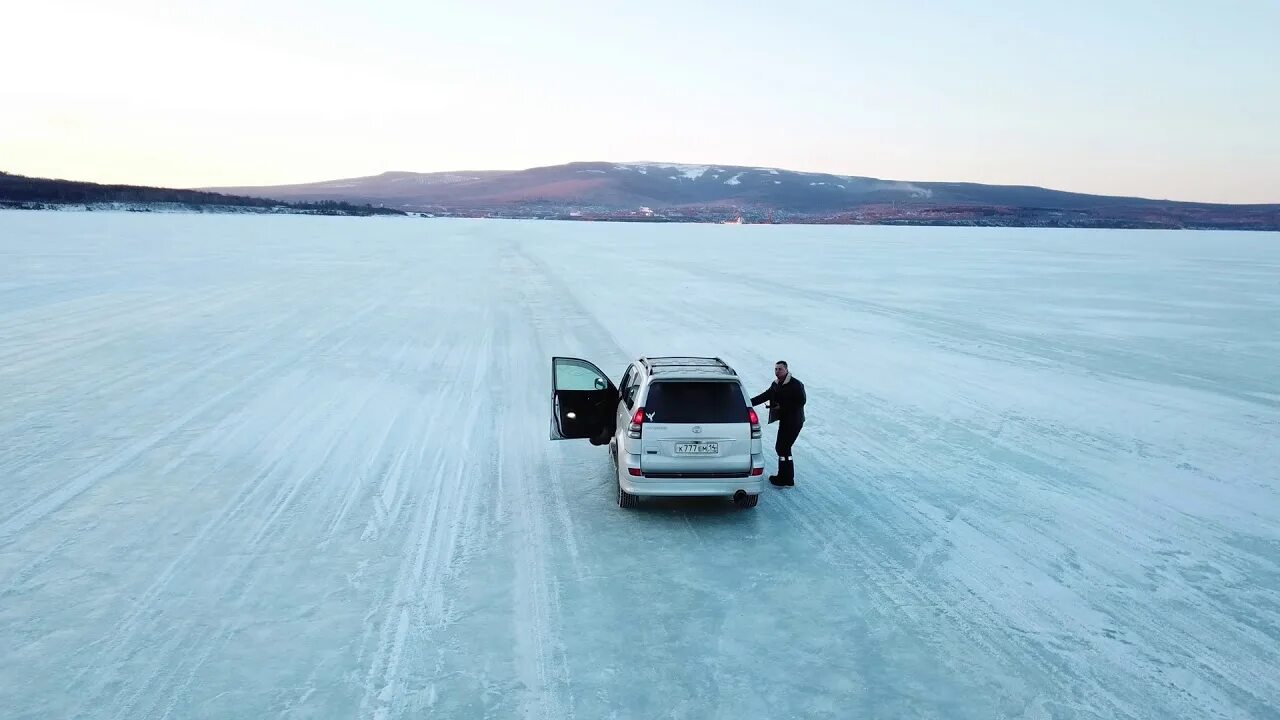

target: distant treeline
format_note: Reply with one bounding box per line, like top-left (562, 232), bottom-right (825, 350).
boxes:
top-left (0, 171), bottom-right (406, 216)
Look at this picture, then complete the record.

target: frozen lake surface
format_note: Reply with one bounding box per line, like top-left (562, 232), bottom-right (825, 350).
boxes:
top-left (2, 212), bottom-right (1278, 719)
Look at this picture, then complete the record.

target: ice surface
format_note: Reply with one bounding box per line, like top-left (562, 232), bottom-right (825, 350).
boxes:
top-left (2, 212), bottom-right (1279, 719)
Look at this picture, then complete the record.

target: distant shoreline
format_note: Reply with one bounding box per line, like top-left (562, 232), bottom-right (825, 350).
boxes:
top-left (6, 203), bottom-right (1280, 232)
top-left (7, 165), bottom-right (1278, 231)
top-left (0, 200), bottom-right (404, 218)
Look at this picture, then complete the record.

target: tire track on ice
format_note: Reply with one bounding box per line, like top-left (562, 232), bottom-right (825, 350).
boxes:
top-left (0, 285), bottom-right (250, 378)
top-left (0, 289), bottom-right (191, 367)
top-left (93, 345), bottom-right (440, 717)
top-left (357, 316), bottom-right (495, 720)
top-left (0, 285), bottom-right (297, 486)
top-left (0, 284), bottom-right (301, 470)
top-left (137, 332), bottom-right (457, 718)
top-left (766, 452), bottom-right (1114, 717)
top-left (0, 292), bottom-right (146, 339)
top-left (355, 335), bottom-right (476, 545)
top-left (711, 342), bottom-right (1129, 714)
top-left (356, 363), bottom-right (484, 719)
top-left (242, 385), bottom-right (355, 549)
top-left (323, 334), bottom-right (449, 546)
top-left (123, 371), bottom-right (415, 720)
top-left (0, 302), bottom-right (317, 543)
top-left (501, 325), bottom-right (568, 720)
top-left (235, 352), bottom-right (402, 552)
top-left (60, 297), bottom-right (389, 715)
top-left (497, 239), bottom-right (642, 719)
top-left (794, 380), bottom-right (1280, 718)
top-left (69, 399), bottom-right (320, 717)
top-left (0, 286), bottom-right (309, 505)
top-left (764, 405), bottom-right (1231, 719)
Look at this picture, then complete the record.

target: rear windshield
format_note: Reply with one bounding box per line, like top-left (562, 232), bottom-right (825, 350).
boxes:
top-left (643, 381), bottom-right (746, 423)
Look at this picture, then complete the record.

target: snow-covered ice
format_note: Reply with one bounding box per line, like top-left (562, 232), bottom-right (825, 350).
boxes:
top-left (2, 212), bottom-right (1279, 719)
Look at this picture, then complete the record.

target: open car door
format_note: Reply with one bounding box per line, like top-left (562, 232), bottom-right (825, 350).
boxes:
top-left (550, 356), bottom-right (619, 445)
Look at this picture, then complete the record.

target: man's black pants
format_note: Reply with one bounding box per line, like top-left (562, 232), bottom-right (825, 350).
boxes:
top-left (776, 422), bottom-right (803, 458)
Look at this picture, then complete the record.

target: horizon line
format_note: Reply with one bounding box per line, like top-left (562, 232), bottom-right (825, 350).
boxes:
top-left (6, 162), bottom-right (1278, 208)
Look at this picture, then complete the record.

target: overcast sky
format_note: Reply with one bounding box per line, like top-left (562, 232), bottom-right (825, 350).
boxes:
top-left (3, 0), bottom-right (1277, 203)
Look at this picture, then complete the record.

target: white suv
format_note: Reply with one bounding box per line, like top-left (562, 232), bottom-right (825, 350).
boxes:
top-left (550, 355), bottom-right (766, 509)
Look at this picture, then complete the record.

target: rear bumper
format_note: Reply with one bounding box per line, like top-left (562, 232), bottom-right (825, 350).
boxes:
top-left (621, 477), bottom-right (766, 496)
top-left (618, 453), bottom-right (765, 496)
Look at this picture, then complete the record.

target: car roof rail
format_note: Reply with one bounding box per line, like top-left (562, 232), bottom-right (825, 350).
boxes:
top-left (638, 356), bottom-right (736, 375)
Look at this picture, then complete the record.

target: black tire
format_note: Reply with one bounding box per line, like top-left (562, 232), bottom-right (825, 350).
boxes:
top-left (735, 493), bottom-right (759, 509)
top-left (617, 478), bottom-right (639, 509)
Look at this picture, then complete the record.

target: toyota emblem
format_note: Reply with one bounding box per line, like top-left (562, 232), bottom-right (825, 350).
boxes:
top-left (692, 426), bottom-right (702, 434)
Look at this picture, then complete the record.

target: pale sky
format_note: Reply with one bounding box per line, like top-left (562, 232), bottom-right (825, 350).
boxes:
top-left (3, 0), bottom-right (1278, 203)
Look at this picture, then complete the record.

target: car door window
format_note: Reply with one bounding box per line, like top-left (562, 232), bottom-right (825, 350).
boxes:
top-left (554, 358), bottom-right (610, 391)
top-left (624, 373), bottom-right (642, 408)
top-left (618, 366), bottom-right (634, 405)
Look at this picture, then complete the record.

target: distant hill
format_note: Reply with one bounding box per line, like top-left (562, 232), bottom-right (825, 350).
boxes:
top-left (0, 171), bottom-right (406, 216)
top-left (203, 161), bottom-right (1280, 230)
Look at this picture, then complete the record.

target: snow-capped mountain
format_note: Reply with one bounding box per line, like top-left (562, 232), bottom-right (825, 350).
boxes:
top-left (199, 161), bottom-right (1280, 230)
top-left (203, 162), bottom-right (939, 211)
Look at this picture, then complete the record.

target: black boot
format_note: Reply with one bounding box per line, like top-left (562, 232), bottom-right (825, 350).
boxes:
top-left (769, 458), bottom-right (786, 486)
top-left (780, 458), bottom-right (795, 486)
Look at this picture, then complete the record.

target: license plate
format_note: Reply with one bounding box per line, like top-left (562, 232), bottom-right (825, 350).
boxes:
top-left (674, 442), bottom-right (718, 455)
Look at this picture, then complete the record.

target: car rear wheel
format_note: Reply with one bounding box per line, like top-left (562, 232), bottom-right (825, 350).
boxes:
top-left (617, 479), bottom-right (639, 509)
top-left (734, 493), bottom-right (759, 509)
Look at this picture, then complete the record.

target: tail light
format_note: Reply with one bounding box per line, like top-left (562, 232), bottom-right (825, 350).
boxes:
top-left (751, 467), bottom-right (764, 476)
top-left (628, 407), bottom-right (645, 438)
top-left (748, 407), bottom-right (762, 439)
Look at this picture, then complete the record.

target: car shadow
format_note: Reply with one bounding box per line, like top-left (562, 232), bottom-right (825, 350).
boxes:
top-left (629, 495), bottom-right (760, 522)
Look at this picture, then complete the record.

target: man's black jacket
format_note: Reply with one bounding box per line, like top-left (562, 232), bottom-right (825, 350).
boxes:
top-left (751, 376), bottom-right (806, 426)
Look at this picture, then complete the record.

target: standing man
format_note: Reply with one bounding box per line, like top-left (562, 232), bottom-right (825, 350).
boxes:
top-left (751, 360), bottom-right (806, 487)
